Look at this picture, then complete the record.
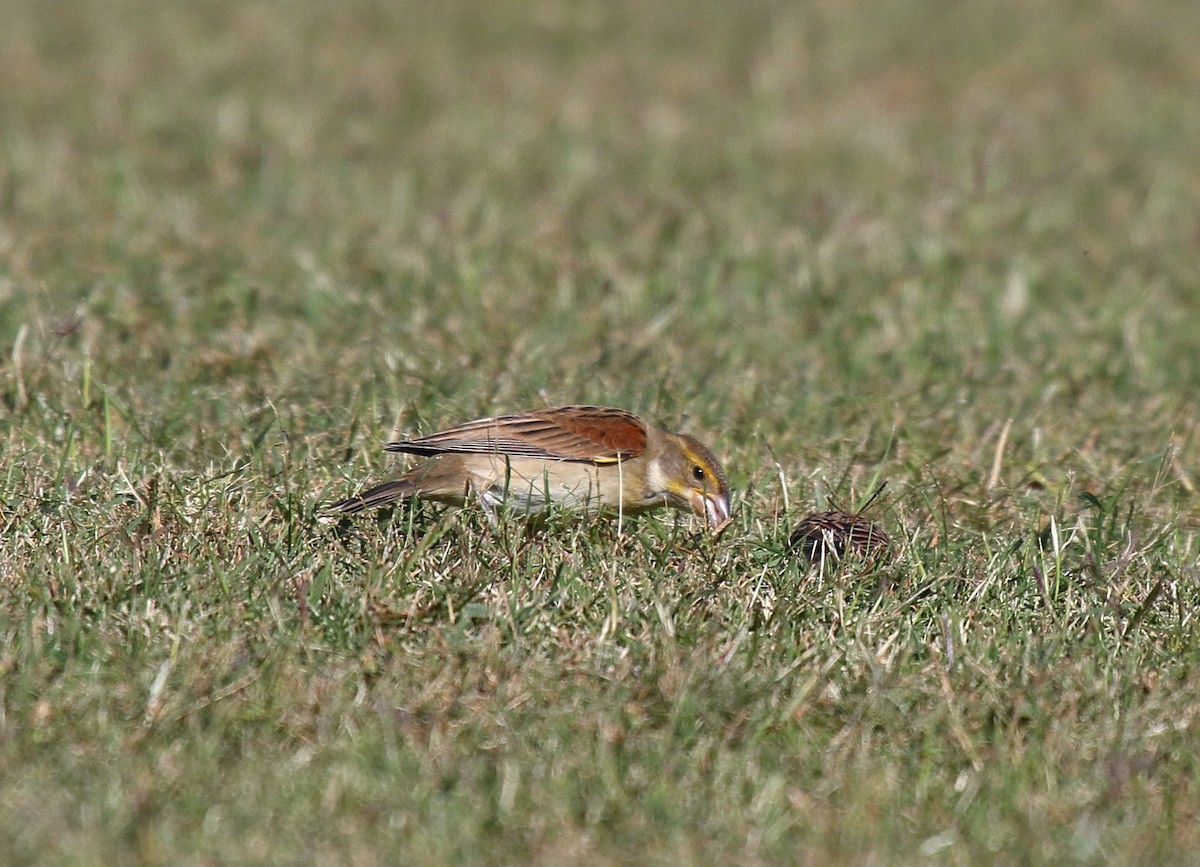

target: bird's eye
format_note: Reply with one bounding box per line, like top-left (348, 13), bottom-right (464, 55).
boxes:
top-left (692, 465), bottom-right (706, 482)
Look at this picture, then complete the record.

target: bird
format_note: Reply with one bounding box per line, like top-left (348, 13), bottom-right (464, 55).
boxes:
top-left (329, 405), bottom-right (732, 530)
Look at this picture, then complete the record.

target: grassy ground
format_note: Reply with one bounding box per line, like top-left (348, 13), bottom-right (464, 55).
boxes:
top-left (2, 0), bottom-right (1199, 863)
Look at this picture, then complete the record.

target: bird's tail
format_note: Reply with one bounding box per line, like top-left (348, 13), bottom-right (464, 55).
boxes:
top-left (328, 478), bottom-right (418, 514)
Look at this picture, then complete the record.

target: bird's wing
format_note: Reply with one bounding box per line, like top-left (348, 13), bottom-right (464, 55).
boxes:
top-left (385, 405), bottom-right (649, 463)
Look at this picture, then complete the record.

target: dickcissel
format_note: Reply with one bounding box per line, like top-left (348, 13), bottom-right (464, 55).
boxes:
top-left (330, 405), bottom-right (732, 530)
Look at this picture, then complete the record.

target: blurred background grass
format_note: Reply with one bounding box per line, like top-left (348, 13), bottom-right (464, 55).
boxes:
top-left (2, 0), bottom-right (1198, 863)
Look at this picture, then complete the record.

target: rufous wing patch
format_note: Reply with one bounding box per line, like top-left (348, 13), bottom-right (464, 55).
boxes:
top-left (386, 405), bottom-right (649, 463)
top-left (538, 406), bottom-right (648, 462)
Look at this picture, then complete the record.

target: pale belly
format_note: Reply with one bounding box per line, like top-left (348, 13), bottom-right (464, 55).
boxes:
top-left (468, 456), bottom-right (621, 516)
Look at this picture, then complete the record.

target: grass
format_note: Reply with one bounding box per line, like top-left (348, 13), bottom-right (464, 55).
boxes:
top-left (2, 0), bottom-right (1199, 863)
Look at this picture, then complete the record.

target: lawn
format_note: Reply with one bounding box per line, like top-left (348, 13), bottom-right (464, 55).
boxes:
top-left (2, 0), bottom-right (1198, 863)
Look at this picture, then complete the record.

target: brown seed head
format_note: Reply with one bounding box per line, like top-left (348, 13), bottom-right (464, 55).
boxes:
top-left (789, 482), bottom-right (892, 564)
top-left (789, 511), bottom-right (891, 563)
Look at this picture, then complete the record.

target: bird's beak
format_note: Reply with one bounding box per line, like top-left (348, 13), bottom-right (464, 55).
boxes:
top-left (694, 490), bottom-right (732, 532)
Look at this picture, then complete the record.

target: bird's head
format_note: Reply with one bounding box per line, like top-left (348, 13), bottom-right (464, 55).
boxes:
top-left (647, 433), bottom-right (732, 531)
